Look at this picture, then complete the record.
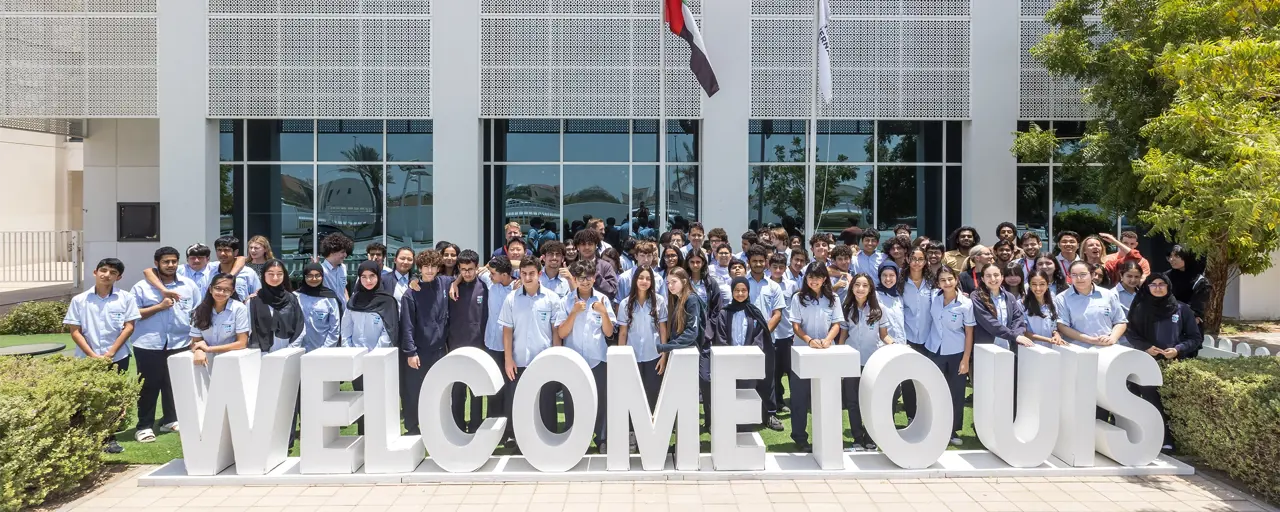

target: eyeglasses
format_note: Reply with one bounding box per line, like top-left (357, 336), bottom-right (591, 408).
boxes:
top-left (1069, 273), bottom-right (1092, 279)
top-left (1148, 282), bottom-right (1169, 288)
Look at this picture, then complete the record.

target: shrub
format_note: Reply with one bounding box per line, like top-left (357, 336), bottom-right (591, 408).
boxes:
top-left (0, 300), bottom-right (69, 335)
top-left (1161, 357), bottom-right (1280, 502)
top-left (0, 355), bottom-right (140, 512)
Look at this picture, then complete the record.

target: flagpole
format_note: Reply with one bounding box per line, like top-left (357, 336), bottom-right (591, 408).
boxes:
top-left (806, 0), bottom-right (821, 238)
top-left (658, 0), bottom-right (668, 233)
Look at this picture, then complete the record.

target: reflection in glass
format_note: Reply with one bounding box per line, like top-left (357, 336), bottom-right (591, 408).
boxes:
top-left (633, 120), bottom-right (657, 162)
top-left (945, 166), bottom-right (963, 239)
top-left (219, 120), bottom-right (241, 162)
top-left (667, 165), bottom-right (699, 227)
top-left (748, 164), bottom-right (804, 229)
top-left (1052, 164), bottom-right (1111, 242)
top-left (816, 120), bottom-right (874, 163)
top-left (812, 165), bottom-right (872, 234)
top-left (565, 120), bottom-right (629, 162)
top-left (318, 164), bottom-right (383, 258)
top-left (876, 166), bottom-right (943, 239)
top-left (386, 120), bottom-right (433, 163)
top-left (1017, 166), bottom-right (1050, 241)
top-left (946, 121), bottom-right (962, 163)
top-left (876, 121), bottom-right (943, 163)
top-left (386, 163), bottom-right (433, 250)
top-left (220, 164), bottom-right (243, 239)
top-left (667, 120), bottom-right (700, 162)
top-left (564, 165), bottom-right (629, 238)
top-left (632, 165), bottom-right (659, 237)
top-left (749, 120), bottom-right (807, 163)
top-left (318, 120), bottom-right (384, 162)
top-left (246, 165), bottom-right (313, 274)
top-left (493, 119), bottom-right (560, 162)
top-left (246, 120), bottom-right (314, 161)
top-left (1054, 121), bottom-right (1087, 156)
top-left (496, 165), bottom-right (560, 249)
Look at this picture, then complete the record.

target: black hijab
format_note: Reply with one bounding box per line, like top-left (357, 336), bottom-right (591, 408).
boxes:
top-left (297, 262), bottom-right (342, 314)
top-left (876, 261), bottom-right (901, 297)
top-left (724, 277), bottom-right (769, 328)
top-left (348, 260), bottom-right (399, 344)
top-left (249, 259), bottom-right (303, 350)
top-left (1131, 273), bottom-right (1179, 321)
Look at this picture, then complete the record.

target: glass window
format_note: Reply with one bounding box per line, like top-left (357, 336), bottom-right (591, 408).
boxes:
top-left (631, 165), bottom-right (660, 237)
top-left (220, 164), bottom-right (243, 239)
top-left (564, 120), bottom-right (629, 162)
top-left (317, 120), bottom-right (384, 162)
top-left (1055, 120), bottom-right (1087, 156)
top-left (812, 164), bottom-right (872, 234)
top-left (386, 120), bottom-right (433, 163)
top-left (946, 121), bottom-right (962, 163)
top-left (667, 165), bottom-right (699, 227)
top-left (317, 163), bottom-right (383, 259)
top-left (667, 120), bottom-right (700, 163)
top-left (246, 120), bottom-right (313, 161)
top-left (749, 164), bottom-right (805, 230)
top-left (247, 165), bottom-right (314, 271)
top-left (632, 120), bottom-right (658, 163)
top-left (564, 165), bottom-right (629, 235)
top-left (1052, 164), bottom-right (1111, 241)
top-left (386, 163), bottom-right (433, 251)
top-left (876, 121), bottom-right (943, 163)
top-left (495, 165), bottom-right (560, 249)
top-left (1017, 166), bottom-right (1050, 242)
top-left (219, 120), bottom-right (242, 162)
top-left (749, 119), bottom-right (807, 163)
top-left (876, 166), bottom-right (943, 240)
top-left (493, 119), bottom-right (560, 162)
top-left (816, 120), bottom-right (874, 163)
top-left (945, 166), bottom-right (963, 240)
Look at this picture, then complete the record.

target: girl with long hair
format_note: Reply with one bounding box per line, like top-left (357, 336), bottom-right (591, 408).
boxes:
top-left (971, 263), bottom-right (1033, 351)
top-left (926, 266), bottom-right (974, 446)
top-left (249, 259), bottom-right (303, 352)
top-left (1082, 235), bottom-right (1108, 266)
top-left (839, 273), bottom-right (895, 451)
top-left (660, 268), bottom-right (709, 427)
top-left (188, 273), bottom-right (250, 367)
top-left (1114, 260), bottom-right (1144, 347)
top-left (684, 248), bottom-right (717, 305)
top-left (436, 242), bottom-right (461, 277)
top-left (1034, 255), bottom-right (1067, 294)
top-left (1002, 260), bottom-right (1026, 299)
top-left (246, 235), bottom-right (274, 278)
top-left (786, 262), bottom-right (843, 452)
top-left (618, 266), bottom-right (669, 408)
top-left (1023, 271), bottom-right (1065, 348)
top-left (659, 243), bottom-right (685, 277)
top-left (1090, 262), bottom-right (1113, 289)
top-left (900, 247), bottom-right (935, 422)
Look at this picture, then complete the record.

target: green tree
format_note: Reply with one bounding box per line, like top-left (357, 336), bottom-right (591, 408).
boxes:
top-left (1135, 37), bottom-right (1280, 334)
top-left (750, 136), bottom-right (864, 231)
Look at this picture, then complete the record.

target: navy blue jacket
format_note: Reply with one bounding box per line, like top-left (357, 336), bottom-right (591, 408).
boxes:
top-left (972, 289), bottom-right (1028, 349)
top-left (398, 276), bottom-right (453, 358)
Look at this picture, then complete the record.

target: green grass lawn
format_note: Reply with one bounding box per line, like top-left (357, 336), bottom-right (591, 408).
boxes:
top-left (2, 334), bottom-right (984, 465)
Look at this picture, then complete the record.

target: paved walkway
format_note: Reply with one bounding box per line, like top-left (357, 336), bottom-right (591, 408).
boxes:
top-left (57, 465), bottom-right (1277, 512)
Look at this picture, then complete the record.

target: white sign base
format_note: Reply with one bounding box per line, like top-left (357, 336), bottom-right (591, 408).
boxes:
top-left (138, 451), bottom-right (1191, 486)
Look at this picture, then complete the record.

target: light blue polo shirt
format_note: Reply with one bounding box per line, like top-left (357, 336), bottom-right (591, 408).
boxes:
top-left (64, 287), bottom-right (142, 362)
top-left (730, 310), bottom-right (749, 346)
top-left (1054, 286), bottom-right (1127, 348)
top-left (294, 293), bottom-right (341, 352)
top-left (129, 276), bottom-right (200, 351)
top-left (497, 285), bottom-right (566, 367)
top-left (321, 259), bottom-right (348, 309)
top-left (341, 310), bottom-right (392, 350)
top-left (842, 304), bottom-right (887, 366)
top-left (902, 278), bottom-right (935, 345)
top-left (539, 269), bottom-right (571, 298)
top-left (772, 279), bottom-right (798, 339)
top-left (617, 267), bottom-right (668, 303)
top-left (559, 289), bottom-right (616, 368)
top-left (617, 295), bottom-right (668, 363)
top-left (926, 294), bottom-right (976, 356)
top-left (484, 280), bottom-right (515, 352)
top-left (1116, 288), bottom-right (1137, 347)
top-left (1027, 304), bottom-right (1058, 348)
top-left (178, 264), bottom-right (215, 302)
top-left (788, 294), bottom-right (843, 346)
top-left (854, 251), bottom-right (887, 285)
top-left (210, 261), bottom-right (262, 302)
top-left (746, 275), bottom-right (786, 326)
top-left (877, 291), bottom-right (907, 343)
top-left (189, 300), bottom-right (250, 348)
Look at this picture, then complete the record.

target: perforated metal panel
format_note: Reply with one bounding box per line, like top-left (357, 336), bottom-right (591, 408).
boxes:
top-left (1019, 2), bottom-right (1100, 119)
top-left (208, 1), bottom-right (431, 118)
top-left (1, 1), bottom-right (157, 117)
top-left (0, 117), bottom-right (85, 136)
top-left (480, 0), bottom-right (702, 118)
top-left (751, 0), bottom-right (970, 119)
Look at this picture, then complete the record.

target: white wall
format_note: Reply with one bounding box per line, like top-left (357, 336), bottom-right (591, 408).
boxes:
top-left (82, 119), bottom-right (162, 287)
top-left (1236, 250), bottom-right (1280, 320)
top-left (0, 128), bottom-right (65, 232)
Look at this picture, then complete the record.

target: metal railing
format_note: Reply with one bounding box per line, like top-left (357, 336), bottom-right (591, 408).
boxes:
top-left (0, 231), bottom-right (81, 287)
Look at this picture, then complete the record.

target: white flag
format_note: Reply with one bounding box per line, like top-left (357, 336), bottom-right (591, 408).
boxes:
top-left (816, 0), bottom-right (833, 104)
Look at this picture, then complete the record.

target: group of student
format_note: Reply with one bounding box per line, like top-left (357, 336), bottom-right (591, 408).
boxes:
top-left (62, 218), bottom-right (1208, 455)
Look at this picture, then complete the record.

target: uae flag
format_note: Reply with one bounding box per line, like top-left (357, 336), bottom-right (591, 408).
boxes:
top-left (664, 0), bottom-right (720, 97)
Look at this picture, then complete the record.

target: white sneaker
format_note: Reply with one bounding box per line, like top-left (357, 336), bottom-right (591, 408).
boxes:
top-left (159, 421), bottom-right (179, 433)
top-left (846, 445), bottom-right (866, 453)
top-left (135, 428), bottom-right (156, 443)
top-left (949, 437), bottom-right (963, 446)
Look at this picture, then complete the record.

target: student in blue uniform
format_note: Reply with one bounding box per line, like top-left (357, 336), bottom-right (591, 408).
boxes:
top-left (556, 260), bottom-right (616, 452)
top-left (481, 256), bottom-right (517, 435)
top-left (294, 263), bottom-right (342, 351)
top-left (767, 252), bottom-right (798, 416)
top-left (1022, 271), bottom-right (1065, 348)
top-left (618, 266), bottom-right (669, 409)
top-left (129, 247), bottom-right (200, 444)
top-left (925, 266), bottom-right (975, 446)
top-left (213, 236), bottom-right (262, 302)
top-left (499, 256), bottom-right (567, 452)
top-left (343, 260), bottom-right (399, 435)
top-left (248, 260), bottom-right (303, 353)
top-left (745, 245), bottom-right (787, 431)
top-left (900, 247), bottom-right (935, 422)
top-left (447, 249), bottom-right (489, 434)
top-left (65, 258), bottom-right (141, 454)
top-left (1054, 260), bottom-right (1128, 349)
top-left (382, 246), bottom-right (416, 302)
top-left (840, 273), bottom-right (896, 451)
top-left (715, 277), bottom-right (772, 431)
top-left (787, 262), bottom-right (843, 452)
top-left (1114, 260), bottom-right (1144, 347)
top-left (188, 273), bottom-right (251, 371)
top-left (319, 233), bottom-right (355, 309)
top-left (1125, 272), bottom-right (1202, 452)
top-left (399, 250), bottom-right (451, 436)
top-left (684, 247), bottom-right (715, 305)
top-left (971, 263), bottom-right (1033, 352)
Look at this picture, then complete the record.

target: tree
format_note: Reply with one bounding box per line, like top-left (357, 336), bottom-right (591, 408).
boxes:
top-left (751, 136), bottom-right (864, 231)
top-left (1013, 0), bottom-right (1280, 334)
top-left (1135, 37), bottom-right (1280, 334)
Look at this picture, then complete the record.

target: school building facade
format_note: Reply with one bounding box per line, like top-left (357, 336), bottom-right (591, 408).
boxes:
top-left (2, 0), bottom-right (1278, 318)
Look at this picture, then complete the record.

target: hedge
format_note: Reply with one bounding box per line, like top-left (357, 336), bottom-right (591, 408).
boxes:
top-left (0, 355), bottom-right (140, 512)
top-left (1162, 357), bottom-right (1280, 502)
top-left (0, 300), bottom-right (69, 335)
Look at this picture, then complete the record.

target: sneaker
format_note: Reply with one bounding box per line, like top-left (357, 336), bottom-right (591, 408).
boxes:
top-left (950, 437), bottom-right (963, 446)
top-left (794, 441), bottom-right (812, 452)
top-left (766, 415), bottom-right (785, 431)
top-left (846, 445), bottom-right (866, 453)
top-left (629, 433), bottom-right (638, 453)
top-left (134, 428), bottom-right (156, 443)
top-left (780, 405), bottom-right (791, 414)
top-left (1161, 444), bottom-right (1174, 453)
top-left (596, 442), bottom-right (607, 454)
top-left (104, 440), bottom-right (124, 454)
top-left (863, 443), bottom-right (877, 451)
top-left (159, 421), bottom-right (179, 433)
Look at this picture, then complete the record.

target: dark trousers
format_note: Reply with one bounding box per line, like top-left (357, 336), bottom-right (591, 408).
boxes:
top-left (699, 376), bottom-right (759, 431)
top-left (900, 342), bottom-right (927, 421)
top-left (133, 347), bottom-right (183, 431)
top-left (638, 358), bottom-right (661, 409)
top-left (400, 350), bottom-right (440, 436)
top-left (451, 383), bottom-right (485, 433)
top-left (563, 362), bottom-right (608, 445)
top-left (788, 368), bottom-right (812, 445)
top-left (931, 351), bottom-right (966, 435)
top-left (352, 376), bottom-right (366, 435)
top-left (1128, 382), bottom-right (1173, 446)
top-left (504, 366), bottom-right (559, 442)
top-left (105, 355), bottom-right (130, 444)
top-left (767, 337), bottom-right (792, 413)
top-left (487, 348), bottom-right (508, 424)
top-left (842, 375), bottom-right (872, 444)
